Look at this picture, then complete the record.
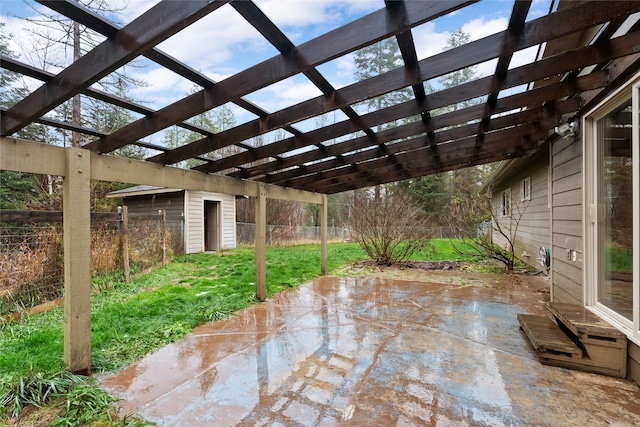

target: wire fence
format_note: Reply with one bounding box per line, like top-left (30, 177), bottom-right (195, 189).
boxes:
top-left (235, 223), bottom-right (458, 245)
top-left (236, 223), bottom-right (351, 246)
top-left (0, 210), bottom-right (172, 318)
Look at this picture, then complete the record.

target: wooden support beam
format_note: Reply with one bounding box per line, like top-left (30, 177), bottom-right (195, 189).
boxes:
top-left (0, 136), bottom-right (323, 204)
top-left (87, 0), bottom-right (473, 154)
top-left (159, 0), bottom-right (636, 169)
top-left (63, 147), bottom-right (92, 374)
top-left (224, 29), bottom-right (639, 179)
top-left (321, 194), bottom-right (328, 275)
top-left (255, 183), bottom-right (267, 302)
top-left (2, 0), bottom-right (228, 137)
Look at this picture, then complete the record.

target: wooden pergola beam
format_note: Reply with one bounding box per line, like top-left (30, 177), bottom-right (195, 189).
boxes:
top-left (190, 3), bottom-right (637, 175)
top-left (1, 0), bottom-right (229, 137)
top-left (85, 1), bottom-right (474, 154)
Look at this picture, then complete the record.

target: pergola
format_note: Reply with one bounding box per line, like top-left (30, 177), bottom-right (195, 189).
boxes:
top-left (2, 0), bottom-right (640, 373)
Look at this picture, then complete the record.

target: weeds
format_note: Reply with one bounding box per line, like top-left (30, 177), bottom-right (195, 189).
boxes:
top-left (0, 370), bottom-right (153, 426)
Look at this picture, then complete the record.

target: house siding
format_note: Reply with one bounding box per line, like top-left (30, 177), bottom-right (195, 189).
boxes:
top-left (491, 151), bottom-right (550, 271)
top-left (185, 191), bottom-right (236, 253)
top-left (123, 191), bottom-right (185, 254)
top-left (550, 135), bottom-right (583, 304)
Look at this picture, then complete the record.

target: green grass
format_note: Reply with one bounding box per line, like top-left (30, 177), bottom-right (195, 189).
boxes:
top-left (416, 238), bottom-right (482, 261)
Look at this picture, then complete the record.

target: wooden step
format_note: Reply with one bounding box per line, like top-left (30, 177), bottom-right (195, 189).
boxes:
top-left (545, 302), bottom-right (627, 378)
top-left (547, 302), bottom-right (627, 348)
top-left (517, 314), bottom-right (583, 361)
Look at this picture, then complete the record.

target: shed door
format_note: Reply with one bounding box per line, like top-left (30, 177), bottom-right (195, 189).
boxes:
top-left (204, 201), bottom-right (220, 251)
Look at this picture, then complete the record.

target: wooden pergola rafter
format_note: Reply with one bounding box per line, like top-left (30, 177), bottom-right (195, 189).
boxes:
top-left (2, 0), bottom-right (639, 195)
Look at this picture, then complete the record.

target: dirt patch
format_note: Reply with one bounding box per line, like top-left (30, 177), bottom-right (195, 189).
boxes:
top-left (340, 260), bottom-right (550, 293)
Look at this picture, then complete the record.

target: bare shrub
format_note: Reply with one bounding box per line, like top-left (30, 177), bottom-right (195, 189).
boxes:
top-left (349, 189), bottom-right (433, 265)
top-left (90, 223), bottom-right (121, 275)
top-left (128, 219), bottom-right (173, 269)
top-left (447, 191), bottom-right (529, 272)
top-left (0, 225), bottom-right (64, 312)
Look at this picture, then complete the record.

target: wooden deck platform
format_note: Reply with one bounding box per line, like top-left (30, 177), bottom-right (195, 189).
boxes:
top-left (518, 303), bottom-right (628, 378)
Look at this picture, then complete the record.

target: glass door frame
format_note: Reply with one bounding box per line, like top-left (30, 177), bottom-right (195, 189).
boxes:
top-left (583, 70), bottom-right (640, 344)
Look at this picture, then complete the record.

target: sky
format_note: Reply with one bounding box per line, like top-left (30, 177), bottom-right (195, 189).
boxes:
top-left (1, 0), bottom-right (552, 144)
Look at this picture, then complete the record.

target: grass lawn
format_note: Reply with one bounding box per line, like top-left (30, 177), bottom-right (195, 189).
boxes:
top-left (0, 239), bottom-right (484, 423)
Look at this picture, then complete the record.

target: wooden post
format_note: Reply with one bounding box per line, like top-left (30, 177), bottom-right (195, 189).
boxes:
top-left (63, 147), bottom-right (91, 375)
top-left (122, 205), bottom-right (130, 283)
top-left (161, 209), bottom-right (167, 265)
top-left (321, 194), bottom-right (328, 275)
top-left (255, 183), bottom-right (267, 301)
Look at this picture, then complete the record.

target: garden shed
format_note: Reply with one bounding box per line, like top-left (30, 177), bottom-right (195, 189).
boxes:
top-left (108, 185), bottom-right (236, 254)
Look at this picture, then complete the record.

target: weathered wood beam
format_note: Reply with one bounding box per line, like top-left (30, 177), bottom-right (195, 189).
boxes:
top-left (35, 0), bottom-right (293, 137)
top-left (0, 56), bottom-right (235, 141)
top-left (314, 130), bottom-right (548, 194)
top-left (0, 210), bottom-right (119, 223)
top-left (479, 0), bottom-right (531, 132)
top-left (2, 0), bottom-right (229, 137)
top-left (321, 194), bottom-right (328, 275)
top-left (285, 119), bottom-right (552, 191)
top-left (63, 147), bottom-right (92, 374)
top-left (236, 71), bottom-right (601, 182)
top-left (0, 137), bottom-right (323, 204)
top-left (86, 1), bottom-right (475, 154)
top-left (255, 183), bottom-right (267, 302)
top-left (264, 106), bottom-right (550, 185)
top-left (194, 8), bottom-right (639, 174)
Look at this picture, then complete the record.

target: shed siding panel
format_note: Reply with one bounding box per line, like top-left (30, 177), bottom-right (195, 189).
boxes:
top-left (187, 191), bottom-right (236, 253)
top-left (123, 191), bottom-right (185, 254)
top-left (491, 151), bottom-right (550, 270)
top-left (550, 135), bottom-right (583, 304)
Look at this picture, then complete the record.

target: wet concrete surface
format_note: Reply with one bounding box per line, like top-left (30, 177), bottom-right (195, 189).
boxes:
top-left (100, 274), bottom-right (640, 426)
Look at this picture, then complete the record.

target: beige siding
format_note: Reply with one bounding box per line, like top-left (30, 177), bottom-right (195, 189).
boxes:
top-left (550, 135), bottom-right (583, 304)
top-left (185, 191), bottom-right (236, 254)
top-left (491, 150), bottom-right (550, 270)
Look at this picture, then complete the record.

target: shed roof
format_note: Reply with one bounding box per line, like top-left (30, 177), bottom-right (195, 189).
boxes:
top-left (106, 185), bottom-right (183, 198)
top-left (2, 0), bottom-right (640, 194)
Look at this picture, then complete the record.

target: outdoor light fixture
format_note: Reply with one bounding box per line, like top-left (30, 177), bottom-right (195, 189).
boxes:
top-left (554, 121), bottom-right (578, 139)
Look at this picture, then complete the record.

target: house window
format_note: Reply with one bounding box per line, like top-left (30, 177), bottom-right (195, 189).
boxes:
top-left (501, 189), bottom-right (511, 217)
top-left (584, 71), bottom-right (639, 343)
top-left (522, 177), bottom-right (531, 201)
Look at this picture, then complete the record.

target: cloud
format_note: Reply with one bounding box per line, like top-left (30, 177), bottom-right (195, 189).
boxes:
top-left (248, 77), bottom-right (324, 112)
top-left (462, 17), bottom-right (509, 42)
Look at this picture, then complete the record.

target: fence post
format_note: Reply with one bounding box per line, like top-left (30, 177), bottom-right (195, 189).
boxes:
top-left (122, 205), bottom-right (130, 283)
top-left (161, 209), bottom-right (167, 265)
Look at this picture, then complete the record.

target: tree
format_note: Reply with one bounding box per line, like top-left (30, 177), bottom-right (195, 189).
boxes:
top-left (19, 0), bottom-right (146, 147)
top-left (354, 37), bottom-right (414, 118)
top-left (349, 189), bottom-right (433, 265)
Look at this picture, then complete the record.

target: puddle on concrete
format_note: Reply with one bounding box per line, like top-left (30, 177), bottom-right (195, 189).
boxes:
top-left (101, 275), bottom-right (640, 426)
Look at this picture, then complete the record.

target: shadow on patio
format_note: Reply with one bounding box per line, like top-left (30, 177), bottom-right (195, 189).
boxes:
top-left (101, 274), bottom-right (640, 426)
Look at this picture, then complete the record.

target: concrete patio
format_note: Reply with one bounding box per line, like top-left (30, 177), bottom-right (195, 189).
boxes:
top-left (101, 274), bottom-right (640, 426)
